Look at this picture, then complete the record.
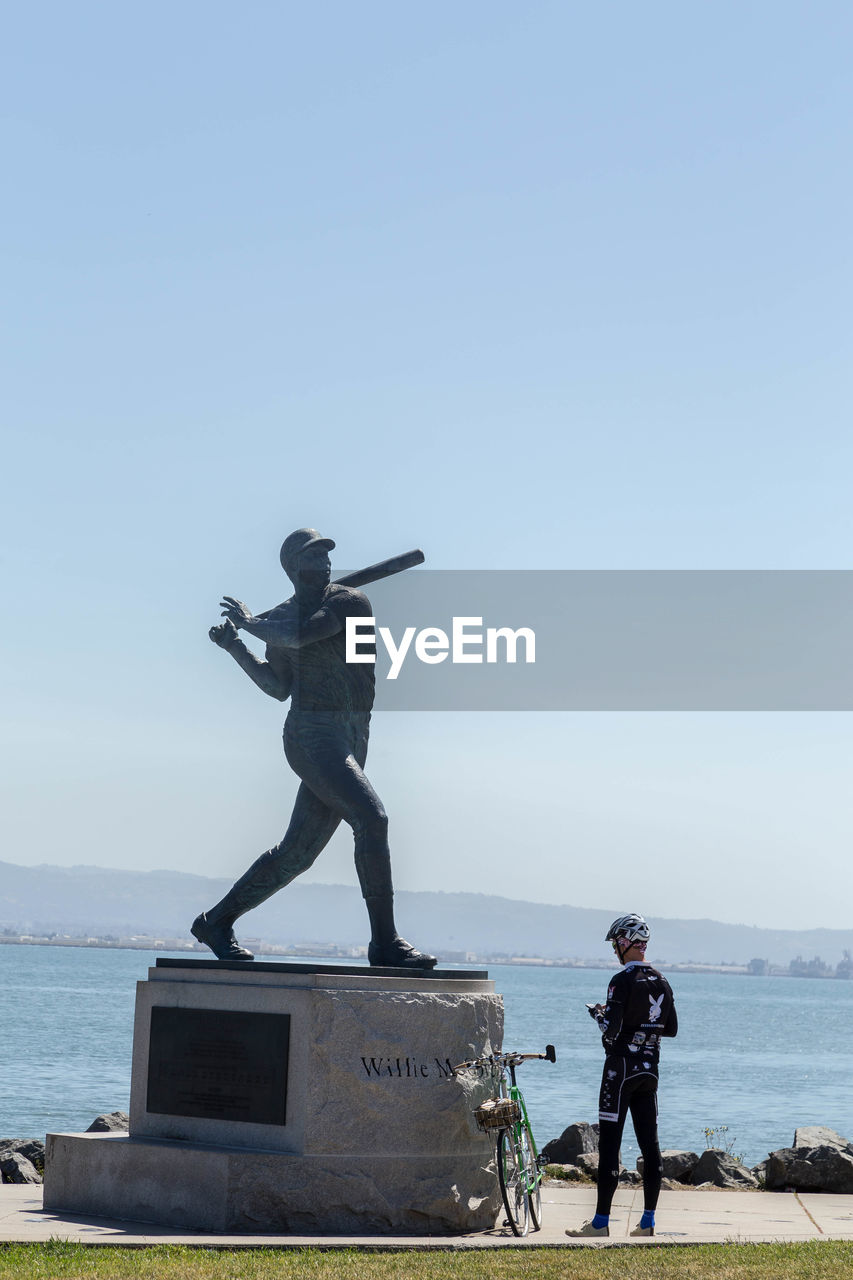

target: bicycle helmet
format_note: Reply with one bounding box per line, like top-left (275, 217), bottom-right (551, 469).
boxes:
top-left (605, 913), bottom-right (650, 945)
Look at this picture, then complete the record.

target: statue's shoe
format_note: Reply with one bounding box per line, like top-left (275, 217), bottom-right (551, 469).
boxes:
top-left (368, 936), bottom-right (438, 969)
top-left (191, 912), bottom-right (254, 961)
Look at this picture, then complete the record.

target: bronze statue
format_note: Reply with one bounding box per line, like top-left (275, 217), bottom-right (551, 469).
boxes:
top-left (192, 529), bottom-right (437, 969)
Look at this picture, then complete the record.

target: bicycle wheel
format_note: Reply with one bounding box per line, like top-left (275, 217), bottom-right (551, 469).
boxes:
top-left (519, 1121), bottom-right (542, 1230)
top-left (498, 1127), bottom-right (530, 1237)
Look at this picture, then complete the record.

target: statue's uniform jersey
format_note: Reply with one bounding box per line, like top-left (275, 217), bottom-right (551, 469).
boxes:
top-left (597, 962), bottom-right (678, 1123)
top-left (264, 584), bottom-right (376, 717)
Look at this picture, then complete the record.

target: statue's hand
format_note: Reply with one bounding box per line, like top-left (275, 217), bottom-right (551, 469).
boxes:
top-left (209, 619), bottom-right (238, 648)
top-left (220, 596), bottom-right (254, 629)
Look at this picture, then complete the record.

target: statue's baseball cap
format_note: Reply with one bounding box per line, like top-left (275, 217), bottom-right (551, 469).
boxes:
top-left (279, 528), bottom-right (336, 573)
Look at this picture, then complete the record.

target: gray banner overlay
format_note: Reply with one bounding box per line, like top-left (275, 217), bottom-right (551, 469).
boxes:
top-left (346, 570), bottom-right (853, 711)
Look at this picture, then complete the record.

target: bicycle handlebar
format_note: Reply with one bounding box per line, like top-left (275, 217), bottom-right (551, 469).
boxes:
top-left (452, 1044), bottom-right (557, 1073)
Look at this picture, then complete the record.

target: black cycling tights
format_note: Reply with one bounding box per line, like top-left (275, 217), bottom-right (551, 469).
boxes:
top-left (596, 1072), bottom-right (663, 1216)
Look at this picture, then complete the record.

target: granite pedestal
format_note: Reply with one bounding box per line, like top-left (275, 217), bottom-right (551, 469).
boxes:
top-left (44, 959), bottom-right (504, 1234)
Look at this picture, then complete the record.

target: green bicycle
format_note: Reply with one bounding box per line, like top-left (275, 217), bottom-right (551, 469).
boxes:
top-left (454, 1045), bottom-right (556, 1237)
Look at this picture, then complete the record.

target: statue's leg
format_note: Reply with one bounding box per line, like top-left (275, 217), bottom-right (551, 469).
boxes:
top-left (191, 782), bottom-right (340, 960)
top-left (283, 721), bottom-right (437, 969)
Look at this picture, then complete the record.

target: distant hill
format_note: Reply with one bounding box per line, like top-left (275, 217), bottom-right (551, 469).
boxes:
top-left (0, 859), bottom-right (850, 966)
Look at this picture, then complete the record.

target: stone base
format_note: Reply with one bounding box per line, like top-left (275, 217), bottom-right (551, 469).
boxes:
top-left (44, 1132), bottom-right (499, 1234)
top-left (44, 959), bottom-right (504, 1234)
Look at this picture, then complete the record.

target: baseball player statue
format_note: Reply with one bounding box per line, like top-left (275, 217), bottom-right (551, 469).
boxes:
top-left (191, 528), bottom-right (437, 969)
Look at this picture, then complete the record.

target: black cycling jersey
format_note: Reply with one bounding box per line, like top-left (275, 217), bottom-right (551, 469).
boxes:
top-left (599, 962), bottom-right (678, 1062)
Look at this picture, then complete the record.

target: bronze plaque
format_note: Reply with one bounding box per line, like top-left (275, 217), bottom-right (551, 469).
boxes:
top-left (146, 1006), bottom-right (290, 1125)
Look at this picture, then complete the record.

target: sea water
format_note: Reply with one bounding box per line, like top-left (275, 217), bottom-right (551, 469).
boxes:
top-left (1, 945), bottom-right (850, 1167)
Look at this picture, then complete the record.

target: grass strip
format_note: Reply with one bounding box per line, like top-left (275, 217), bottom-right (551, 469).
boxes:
top-left (1, 1241), bottom-right (853, 1280)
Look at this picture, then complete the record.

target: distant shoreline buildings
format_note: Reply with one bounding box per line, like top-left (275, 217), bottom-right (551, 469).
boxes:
top-left (2, 931), bottom-right (853, 977)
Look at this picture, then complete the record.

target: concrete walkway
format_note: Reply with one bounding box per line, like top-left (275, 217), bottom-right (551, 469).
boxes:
top-left (3, 1183), bottom-right (853, 1247)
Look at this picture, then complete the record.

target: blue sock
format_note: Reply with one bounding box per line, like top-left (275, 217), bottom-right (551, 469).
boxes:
top-left (591, 1213), bottom-right (609, 1229)
top-left (640, 1210), bottom-right (655, 1229)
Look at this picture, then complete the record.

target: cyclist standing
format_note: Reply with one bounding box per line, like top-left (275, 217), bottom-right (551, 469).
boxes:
top-left (566, 913), bottom-right (678, 1239)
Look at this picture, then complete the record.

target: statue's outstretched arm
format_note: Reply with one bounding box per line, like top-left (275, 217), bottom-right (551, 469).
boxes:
top-left (219, 597), bottom-right (341, 650)
top-left (209, 621), bottom-right (292, 702)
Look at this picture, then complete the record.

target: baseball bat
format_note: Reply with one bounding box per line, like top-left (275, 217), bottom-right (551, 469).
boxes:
top-left (254, 548), bottom-right (425, 620)
top-left (333, 548), bottom-right (425, 588)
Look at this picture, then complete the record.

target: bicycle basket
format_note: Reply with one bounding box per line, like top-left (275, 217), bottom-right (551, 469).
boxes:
top-left (474, 1097), bottom-right (521, 1131)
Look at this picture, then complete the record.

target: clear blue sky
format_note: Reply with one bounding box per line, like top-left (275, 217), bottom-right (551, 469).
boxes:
top-left (3, 2), bottom-right (851, 930)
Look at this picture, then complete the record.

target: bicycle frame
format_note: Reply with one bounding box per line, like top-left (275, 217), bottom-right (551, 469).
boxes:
top-left (506, 1058), bottom-right (541, 1178)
